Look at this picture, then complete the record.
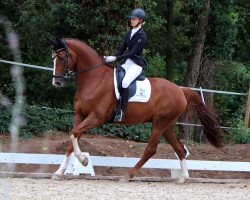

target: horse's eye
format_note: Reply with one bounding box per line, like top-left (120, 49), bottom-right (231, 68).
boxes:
top-left (57, 56), bottom-right (64, 61)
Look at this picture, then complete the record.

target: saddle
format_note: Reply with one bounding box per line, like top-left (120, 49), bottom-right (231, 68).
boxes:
top-left (115, 64), bottom-right (145, 99)
top-left (106, 64), bottom-right (146, 124)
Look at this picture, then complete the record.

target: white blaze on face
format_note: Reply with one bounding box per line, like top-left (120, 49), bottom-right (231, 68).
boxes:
top-left (52, 57), bottom-right (57, 86)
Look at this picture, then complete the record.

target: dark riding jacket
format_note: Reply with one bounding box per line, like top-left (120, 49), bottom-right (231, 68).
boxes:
top-left (113, 28), bottom-right (147, 68)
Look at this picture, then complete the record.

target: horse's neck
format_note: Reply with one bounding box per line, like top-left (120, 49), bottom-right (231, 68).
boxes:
top-left (75, 63), bottom-right (113, 92)
top-left (72, 42), bottom-right (113, 93)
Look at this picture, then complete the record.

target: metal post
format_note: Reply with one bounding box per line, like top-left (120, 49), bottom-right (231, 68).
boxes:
top-left (199, 87), bottom-right (205, 104)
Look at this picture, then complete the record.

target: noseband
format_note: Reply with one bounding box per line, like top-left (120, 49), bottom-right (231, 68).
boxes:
top-left (52, 43), bottom-right (104, 81)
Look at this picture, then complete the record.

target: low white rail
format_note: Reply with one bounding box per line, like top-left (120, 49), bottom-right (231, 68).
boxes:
top-left (0, 153), bottom-right (249, 178)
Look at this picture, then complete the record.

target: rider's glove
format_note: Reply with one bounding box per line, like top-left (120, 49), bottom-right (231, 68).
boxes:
top-left (104, 56), bottom-right (117, 63)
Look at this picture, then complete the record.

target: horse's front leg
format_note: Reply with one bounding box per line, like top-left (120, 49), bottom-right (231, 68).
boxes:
top-left (52, 113), bottom-right (83, 180)
top-left (70, 134), bottom-right (88, 166)
top-left (70, 114), bottom-right (101, 167)
top-left (51, 142), bottom-right (73, 180)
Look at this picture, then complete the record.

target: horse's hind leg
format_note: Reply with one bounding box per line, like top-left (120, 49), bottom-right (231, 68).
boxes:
top-left (163, 129), bottom-right (189, 181)
top-left (120, 126), bottom-right (164, 182)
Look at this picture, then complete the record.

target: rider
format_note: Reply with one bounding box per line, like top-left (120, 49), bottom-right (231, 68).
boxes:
top-left (104, 8), bottom-right (147, 122)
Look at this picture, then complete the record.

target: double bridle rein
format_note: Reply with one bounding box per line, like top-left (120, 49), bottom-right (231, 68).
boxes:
top-left (52, 45), bottom-right (104, 80)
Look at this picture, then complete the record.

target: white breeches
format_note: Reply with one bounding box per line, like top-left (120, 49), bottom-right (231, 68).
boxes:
top-left (121, 59), bottom-right (143, 88)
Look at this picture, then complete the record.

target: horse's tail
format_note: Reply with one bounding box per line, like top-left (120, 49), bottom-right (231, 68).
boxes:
top-left (182, 87), bottom-right (223, 148)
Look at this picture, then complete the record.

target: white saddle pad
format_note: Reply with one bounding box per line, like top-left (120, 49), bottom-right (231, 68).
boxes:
top-left (114, 69), bottom-right (151, 102)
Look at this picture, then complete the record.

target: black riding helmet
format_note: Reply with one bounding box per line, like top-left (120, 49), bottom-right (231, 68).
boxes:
top-left (128, 8), bottom-right (146, 21)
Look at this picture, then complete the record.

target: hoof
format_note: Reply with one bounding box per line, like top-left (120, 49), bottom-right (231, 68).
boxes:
top-left (176, 177), bottom-right (186, 184)
top-left (77, 153), bottom-right (89, 166)
top-left (119, 176), bottom-right (129, 183)
top-left (81, 155), bottom-right (89, 166)
top-left (51, 174), bottom-right (63, 181)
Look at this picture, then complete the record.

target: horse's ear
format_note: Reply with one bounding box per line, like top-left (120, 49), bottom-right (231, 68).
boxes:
top-left (56, 38), bottom-right (68, 49)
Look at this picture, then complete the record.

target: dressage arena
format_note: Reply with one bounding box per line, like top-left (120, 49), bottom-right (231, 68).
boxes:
top-left (0, 177), bottom-right (249, 199)
top-left (0, 133), bottom-right (250, 199)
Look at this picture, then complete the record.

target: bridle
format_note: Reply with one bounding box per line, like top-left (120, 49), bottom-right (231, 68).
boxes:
top-left (52, 47), bottom-right (76, 80)
top-left (52, 42), bottom-right (105, 80)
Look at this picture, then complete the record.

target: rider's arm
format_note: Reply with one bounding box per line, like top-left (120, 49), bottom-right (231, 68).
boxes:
top-left (115, 35), bottom-right (146, 61)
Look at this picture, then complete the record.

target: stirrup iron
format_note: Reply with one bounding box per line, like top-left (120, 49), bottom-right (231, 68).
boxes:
top-left (114, 110), bottom-right (125, 122)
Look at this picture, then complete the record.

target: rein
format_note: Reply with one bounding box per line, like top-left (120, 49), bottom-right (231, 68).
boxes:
top-left (74, 63), bottom-right (105, 75)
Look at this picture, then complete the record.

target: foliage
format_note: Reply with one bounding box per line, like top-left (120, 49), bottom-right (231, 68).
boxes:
top-left (0, 0), bottom-right (249, 144)
top-left (0, 105), bottom-right (12, 133)
top-left (205, 0), bottom-right (239, 60)
top-left (0, 104), bottom-right (73, 138)
top-left (90, 123), bottom-right (152, 142)
top-left (145, 52), bottom-right (165, 78)
top-left (213, 61), bottom-right (249, 126)
top-left (228, 118), bottom-right (250, 144)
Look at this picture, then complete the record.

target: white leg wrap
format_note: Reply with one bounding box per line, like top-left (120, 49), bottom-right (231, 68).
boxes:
top-left (70, 135), bottom-right (81, 156)
top-left (54, 154), bottom-right (71, 175)
top-left (70, 135), bottom-right (88, 166)
top-left (180, 159), bottom-right (189, 178)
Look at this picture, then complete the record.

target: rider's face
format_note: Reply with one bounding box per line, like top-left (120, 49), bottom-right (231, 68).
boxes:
top-left (130, 18), bottom-right (141, 28)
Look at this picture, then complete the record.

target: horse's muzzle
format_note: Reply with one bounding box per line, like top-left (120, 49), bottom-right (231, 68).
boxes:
top-left (52, 77), bottom-right (65, 87)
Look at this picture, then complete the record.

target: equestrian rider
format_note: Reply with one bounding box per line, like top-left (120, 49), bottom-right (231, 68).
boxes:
top-left (104, 8), bottom-right (147, 122)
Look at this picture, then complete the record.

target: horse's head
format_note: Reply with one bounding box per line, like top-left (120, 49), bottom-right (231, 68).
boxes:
top-left (50, 38), bottom-right (76, 87)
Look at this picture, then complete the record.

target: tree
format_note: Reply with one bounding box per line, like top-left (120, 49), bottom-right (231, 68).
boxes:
top-left (184, 0), bottom-right (211, 87)
top-left (165, 0), bottom-right (174, 81)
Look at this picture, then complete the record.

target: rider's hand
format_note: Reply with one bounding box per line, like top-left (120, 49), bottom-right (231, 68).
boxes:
top-left (104, 56), bottom-right (117, 63)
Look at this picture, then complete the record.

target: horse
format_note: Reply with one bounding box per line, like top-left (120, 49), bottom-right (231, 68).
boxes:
top-left (50, 38), bottom-right (223, 182)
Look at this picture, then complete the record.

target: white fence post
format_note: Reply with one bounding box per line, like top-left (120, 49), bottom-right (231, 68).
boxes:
top-left (199, 87), bottom-right (205, 104)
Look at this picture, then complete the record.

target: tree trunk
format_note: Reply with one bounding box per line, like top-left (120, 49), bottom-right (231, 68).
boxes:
top-left (194, 56), bottom-right (215, 143)
top-left (180, 0), bottom-right (211, 140)
top-left (165, 0), bottom-right (174, 81)
top-left (198, 56), bottom-right (214, 107)
top-left (184, 0), bottom-right (211, 87)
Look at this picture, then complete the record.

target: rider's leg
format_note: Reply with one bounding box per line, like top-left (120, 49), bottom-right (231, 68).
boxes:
top-left (121, 59), bottom-right (143, 88)
top-left (114, 59), bottom-right (142, 121)
top-left (115, 87), bottom-right (129, 121)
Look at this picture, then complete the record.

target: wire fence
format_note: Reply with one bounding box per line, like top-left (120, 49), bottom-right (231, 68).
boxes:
top-left (0, 58), bottom-right (248, 130)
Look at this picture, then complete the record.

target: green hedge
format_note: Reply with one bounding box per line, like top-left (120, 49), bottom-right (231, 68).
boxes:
top-left (1, 103), bottom-right (249, 144)
top-left (0, 103), bottom-right (152, 141)
top-left (0, 104), bottom-right (73, 138)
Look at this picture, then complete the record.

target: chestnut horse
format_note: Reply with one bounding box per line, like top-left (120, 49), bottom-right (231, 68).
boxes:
top-left (50, 38), bottom-right (222, 182)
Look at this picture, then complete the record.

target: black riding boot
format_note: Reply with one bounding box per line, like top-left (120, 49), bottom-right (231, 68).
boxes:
top-left (114, 88), bottom-right (129, 122)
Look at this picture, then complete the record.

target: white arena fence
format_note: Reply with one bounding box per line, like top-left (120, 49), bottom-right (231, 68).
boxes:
top-left (0, 59), bottom-right (249, 178)
top-left (1, 152), bottom-right (250, 178)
